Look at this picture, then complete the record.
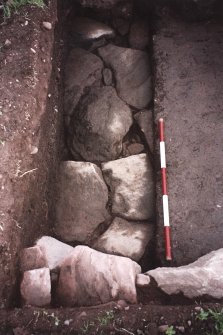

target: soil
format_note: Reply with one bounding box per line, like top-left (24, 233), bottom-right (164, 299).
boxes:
top-left (0, 1), bottom-right (223, 334)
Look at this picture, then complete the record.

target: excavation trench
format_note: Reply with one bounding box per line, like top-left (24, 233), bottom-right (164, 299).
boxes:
top-left (0, 0), bottom-right (223, 331)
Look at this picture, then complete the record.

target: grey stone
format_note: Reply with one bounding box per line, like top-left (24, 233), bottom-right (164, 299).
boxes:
top-left (93, 217), bottom-right (154, 261)
top-left (134, 110), bottom-right (154, 153)
top-left (19, 246), bottom-right (47, 272)
top-left (102, 68), bottom-right (113, 86)
top-left (112, 18), bottom-right (130, 36)
top-left (129, 19), bottom-right (150, 50)
top-left (158, 325), bottom-right (169, 333)
top-left (64, 48), bottom-right (103, 117)
top-left (98, 44), bottom-right (152, 109)
top-left (36, 236), bottom-right (74, 270)
top-left (127, 143), bottom-right (145, 155)
top-left (69, 86), bottom-right (132, 162)
top-left (20, 268), bottom-right (51, 307)
top-left (57, 246), bottom-right (141, 306)
top-left (102, 154), bottom-right (155, 220)
top-left (71, 17), bottom-right (114, 43)
top-left (55, 161), bottom-right (109, 243)
top-left (146, 249), bottom-right (223, 299)
top-left (42, 21), bottom-right (52, 30)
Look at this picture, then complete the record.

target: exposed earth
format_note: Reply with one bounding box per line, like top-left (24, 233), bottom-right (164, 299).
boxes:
top-left (0, 0), bottom-right (223, 334)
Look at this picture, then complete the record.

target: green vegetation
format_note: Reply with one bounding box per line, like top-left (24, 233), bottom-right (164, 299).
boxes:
top-left (196, 308), bottom-right (223, 335)
top-left (2, 0), bottom-right (45, 19)
top-left (165, 325), bottom-right (176, 335)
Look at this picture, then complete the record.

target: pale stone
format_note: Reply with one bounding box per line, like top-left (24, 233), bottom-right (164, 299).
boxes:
top-left (36, 236), bottom-right (74, 270)
top-left (136, 274), bottom-right (151, 287)
top-left (98, 44), bottom-right (152, 109)
top-left (93, 217), bottom-right (154, 261)
top-left (20, 268), bottom-right (51, 307)
top-left (42, 21), bottom-right (52, 30)
top-left (146, 249), bottom-right (223, 299)
top-left (71, 17), bottom-right (114, 41)
top-left (19, 246), bottom-right (47, 272)
top-left (55, 162), bottom-right (109, 243)
top-left (102, 154), bottom-right (155, 220)
top-left (57, 246), bottom-right (141, 306)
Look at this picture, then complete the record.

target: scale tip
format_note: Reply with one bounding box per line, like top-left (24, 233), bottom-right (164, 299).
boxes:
top-left (159, 118), bottom-right (164, 122)
top-left (166, 256), bottom-right (172, 261)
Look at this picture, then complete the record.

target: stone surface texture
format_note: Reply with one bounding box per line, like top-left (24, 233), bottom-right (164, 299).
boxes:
top-left (20, 268), bottom-right (51, 307)
top-left (69, 86), bottom-right (132, 162)
top-left (146, 249), bottom-right (223, 299)
top-left (71, 17), bottom-right (114, 42)
top-left (98, 44), bottom-right (152, 109)
top-left (136, 274), bottom-right (151, 287)
top-left (55, 161), bottom-right (109, 243)
top-left (93, 217), bottom-right (154, 261)
top-left (154, 16), bottom-right (223, 266)
top-left (129, 19), bottom-right (150, 50)
top-left (134, 110), bottom-right (154, 153)
top-left (57, 246), bottom-right (141, 307)
top-left (64, 48), bottom-right (103, 117)
top-left (19, 246), bottom-right (47, 272)
top-left (36, 236), bottom-right (74, 270)
top-left (102, 154), bottom-right (155, 220)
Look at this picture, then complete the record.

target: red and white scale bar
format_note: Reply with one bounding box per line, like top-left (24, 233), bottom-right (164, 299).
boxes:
top-left (159, 118), bottom-right (172, 261)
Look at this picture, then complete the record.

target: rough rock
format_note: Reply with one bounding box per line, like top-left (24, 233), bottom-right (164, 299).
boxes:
top-left (102, 154), bottom-right (155, 220)
top-left (112, 18), bottom-right (130, 36)
top-left (134, 110), bottom-right (154, 153)
top-left (98, 44), bottom-right (152, 109)
top-left (102, 68), bottom-right (113, 86)
top-left (64, 48), bottom-right (103, 117)
top-left (127, 143), bottom-right (144, 155)
top-left (71, 17), bottom-right (114, 45)
top-left (129, 19), bottom-right (150, 50)
top-left (36, 236), bottom-right (74, 270)
top-left (19, 246), bottom-right (47, 272)
top-left (20, 268), bottom-right (51, 307)
top-left (42, 21), bottom-right (52, 30)
top-left (69, 86), bottom-right (132, 162)
top-left (136, 274), bottom-right (151, 287)
top-left (146, 249), bottom-right (223, 299)
top-left (158, 325), bottom-right (169, 333)
top-left (93, 217), bottom-right (154, 261)
top-left (55, 161), bottom-right (109, 242)
top-left (57, 246), bottom-right (141, 306)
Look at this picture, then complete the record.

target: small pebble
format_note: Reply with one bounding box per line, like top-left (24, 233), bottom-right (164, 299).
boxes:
top-left (42, 21), bottom-right (52, 30)
top-left (187, 320), bottom-right (192, 327)
top-left (5, 39), bottom-right (11, 47)
top-left (194, 306), bottom-right (202, 312)
top-left (177, 326), bottom-right (185, 333)
top-left (158, 325), bottom-right (169, 333)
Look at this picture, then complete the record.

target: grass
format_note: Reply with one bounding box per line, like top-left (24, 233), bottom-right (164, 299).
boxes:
top-left (2, 0), bottom-right (45, 19)
top-left (196, 308), bottom-right (223, 335)
top-left (165, 326), bottom-right (176, 335)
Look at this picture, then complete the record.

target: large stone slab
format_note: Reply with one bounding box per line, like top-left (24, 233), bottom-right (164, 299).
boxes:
top-left (146, 249), bottom-right (223, 299)
top-left (20, 268), bottom-right (51, 307)
top-left (55, 161), bottom-right (109, 243)
top-left (69, 86), bottom-right (132, 162)
top-left (71, 17), bottom-right (114, 44)
top-left (93, 217), bottom-right (154, 261)
top-left (64, 48), bottom-right (103, 117)
top-left (154, 17), bottom-right (223, 265)
top-left (98, 44), bottom-right (152, 109)
top-left (57, 246), bottom-right (141, 306)
top-left (102, 154), bottom-right (155, 220)
top-left (36, 236), bottom-right (74, 270)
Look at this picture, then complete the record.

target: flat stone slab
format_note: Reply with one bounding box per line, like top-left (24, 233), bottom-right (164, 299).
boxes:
top-left (55, 161), bottom-right (109, 243)
top-left (57, 246), bottom-right (141, 307)
top-left (68, 86), bottom-right (132, 162)
top-left (154, 17), bottom-right (223, 265)
top-left (146, 249), bottom-right (223, 299)
top-left (93, 217), bottom-right (154, 261)
top-left (102, 154), bottom-right (155, 220)
top-left (98, 44), bottom-right (152, 109)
